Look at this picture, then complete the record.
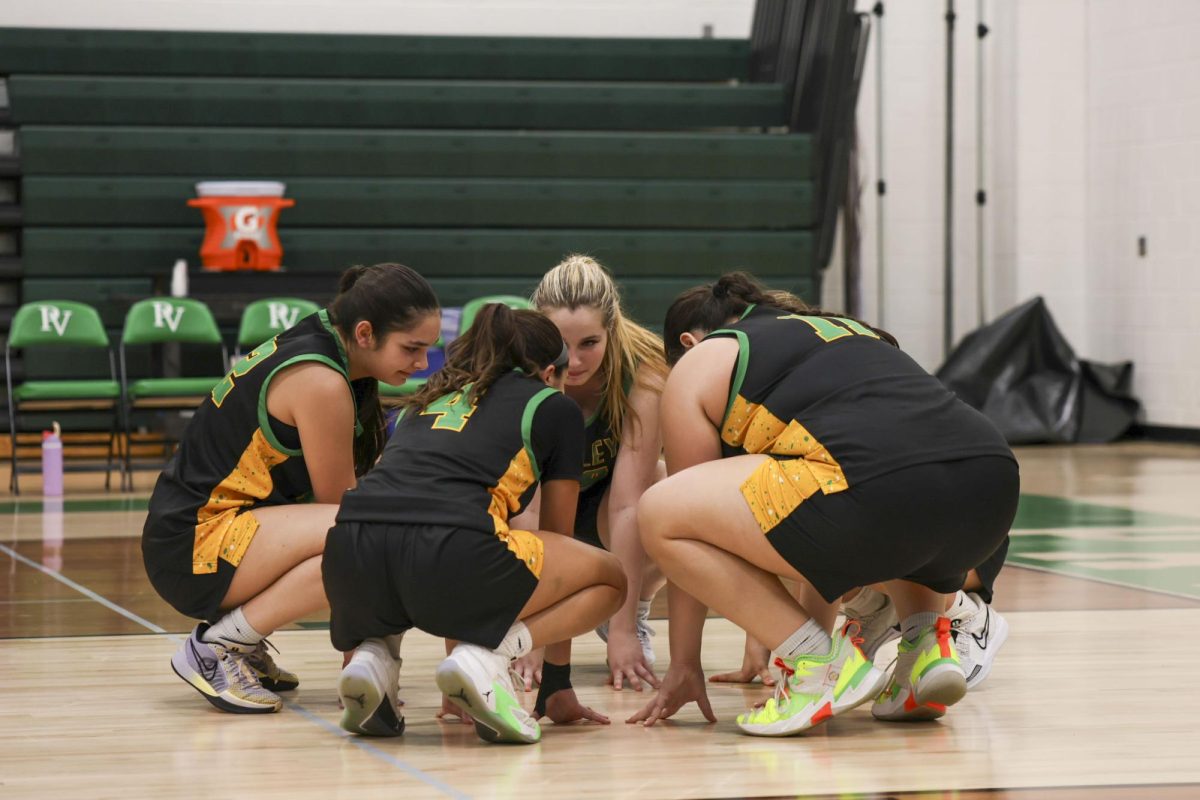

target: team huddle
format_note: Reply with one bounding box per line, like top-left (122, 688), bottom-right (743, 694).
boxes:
top-left (142, 256), bottom-right (1018, 743)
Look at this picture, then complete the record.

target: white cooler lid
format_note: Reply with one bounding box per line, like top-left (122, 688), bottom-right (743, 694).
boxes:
top-left (195, 181), bottom-right (286, 197)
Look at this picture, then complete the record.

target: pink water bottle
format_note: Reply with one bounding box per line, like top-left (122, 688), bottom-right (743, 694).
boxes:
top-left (41, 422), bottom-right (63, 497)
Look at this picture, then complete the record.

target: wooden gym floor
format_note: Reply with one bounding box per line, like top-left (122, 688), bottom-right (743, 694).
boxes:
top-left (2, 443), bottom-right (1200, 799)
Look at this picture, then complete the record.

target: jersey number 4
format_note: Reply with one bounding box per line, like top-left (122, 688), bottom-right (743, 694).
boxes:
top-left (420, 389), bottom-right (477, 432)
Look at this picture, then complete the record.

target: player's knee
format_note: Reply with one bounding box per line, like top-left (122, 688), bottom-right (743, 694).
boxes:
top-left (636, 481), bottom-right (672, 554)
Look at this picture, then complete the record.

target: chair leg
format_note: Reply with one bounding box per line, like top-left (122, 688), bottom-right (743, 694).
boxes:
top-left (123, 403), bottom-right (134, 492)
top-left (9, 409), bottom-right (19, 496)
top-left (105, 408), bottom-right (118, 492)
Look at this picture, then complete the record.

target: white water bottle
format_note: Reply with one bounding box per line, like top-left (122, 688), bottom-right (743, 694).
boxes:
top-left (41, 421), bottom-right (63, 497)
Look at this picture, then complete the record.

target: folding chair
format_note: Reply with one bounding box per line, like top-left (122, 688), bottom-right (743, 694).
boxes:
top-left (458, 294), bottom-right (533, 335)
top-left (5, 300), bottom-right (122, 494)
top-left (235, 297), bottom-right (320, 358)
top-left (119, 297), bottom-right (227, 489)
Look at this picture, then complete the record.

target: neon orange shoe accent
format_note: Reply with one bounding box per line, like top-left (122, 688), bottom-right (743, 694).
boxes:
top-left (811, 702), bottom-right (833, 725)
top-left (936, 617), bottom-right (953, 658)
top-left (903, 692), bottom-right (918, 711)
top-left (927, 702), bottom-right (946, 712)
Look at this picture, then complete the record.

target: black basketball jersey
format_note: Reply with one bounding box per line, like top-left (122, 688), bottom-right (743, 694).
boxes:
top-left (337, 371), bottom-right (585, 533)
top-left (578, 370), bottom-right (637, 492)
top-left (144, 309), bottom-right (371, 575)
top-left (580, 408), bottom-right (618, 492)
top-left (705, 305), bottom-right (1013, 486)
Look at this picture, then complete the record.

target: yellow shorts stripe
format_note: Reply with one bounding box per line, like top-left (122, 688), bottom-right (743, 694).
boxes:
top-left (496, 528), bottom-right (545, 579)
top-left (739, 457), bottom-right (850, 534)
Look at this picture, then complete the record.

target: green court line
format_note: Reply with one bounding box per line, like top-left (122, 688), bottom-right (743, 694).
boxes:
top-left (0, 496), bottom-right (150, 514)
top-left (1010, 495), bottom-right (1200, 600)
top-left (1013, 494), bottom-right (1200, 529)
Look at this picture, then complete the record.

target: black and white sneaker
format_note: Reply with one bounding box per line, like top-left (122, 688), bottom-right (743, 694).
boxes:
top-left (946, 591), bottom-right (1009, 690)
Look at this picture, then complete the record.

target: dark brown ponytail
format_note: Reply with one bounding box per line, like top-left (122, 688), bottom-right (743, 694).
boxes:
top-left (402, 305), bottom-right (565, 412)
top-left (663, 271), bottom-right (897, 365)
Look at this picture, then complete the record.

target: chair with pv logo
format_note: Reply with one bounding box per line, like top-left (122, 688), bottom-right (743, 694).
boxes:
top-left (235, 297), bottom-right (320, 358)
top-left (119, 297), bottom-right (228, 489)
top-left (4, 300), bottom-right (123, 494)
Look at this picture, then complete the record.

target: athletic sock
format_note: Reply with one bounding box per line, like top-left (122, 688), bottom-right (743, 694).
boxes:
top-left (901, 611), bottom-right (940, 643)
top-left (494, 621), bottom-right (533, 659)
top-left (775, 618), bottom-right (833, 661)
top-left (202, 606), bottom-right (265, 650)
top-left (945, 590), bottom-right (977, 618)
top-left (843, 586), bottom-right (888, 618)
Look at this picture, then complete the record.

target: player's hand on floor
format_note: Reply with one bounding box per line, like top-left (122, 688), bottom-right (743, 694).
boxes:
top-left (709, 634), bottom-right (776, 686)
top-left (626, 664), bottom-right (715, 727)
top-left (605, 630), bottom-right (659, 692)
top-left (539, 689), bottom-right (610, 725)
top-left (436, 694), bottom-right (473, 724)
top-left (513, 648), bottom-right (544, 691)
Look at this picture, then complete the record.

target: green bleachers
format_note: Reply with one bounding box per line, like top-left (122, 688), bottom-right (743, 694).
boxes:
top-left (9, 76), bottom-right (787, 130)
top-left (0, 28), bottom-right (751, 81)
top-left (23, 177), bottom-right (815, 229)
top-left (3, 25), bottom-right (834, 396)
top-left (22, 228), bottom-right (815, 278)
top-left (17, 127), bottom-right (815, 180)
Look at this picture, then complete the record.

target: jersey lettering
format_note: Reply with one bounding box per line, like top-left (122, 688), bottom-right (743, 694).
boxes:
top-left (211, 339), bottom-right (280, 407)
top-left (776, 314), bottom-right (880, 343)
top-left (421, 387), bottom-right (478, 432)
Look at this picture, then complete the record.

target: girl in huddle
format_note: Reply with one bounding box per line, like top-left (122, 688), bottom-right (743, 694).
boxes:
top-left (324, 304), bottom-right (626, 743)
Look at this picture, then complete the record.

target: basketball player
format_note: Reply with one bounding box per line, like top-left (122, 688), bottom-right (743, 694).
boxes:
top-left (324, 304), bottom-right (626, 743)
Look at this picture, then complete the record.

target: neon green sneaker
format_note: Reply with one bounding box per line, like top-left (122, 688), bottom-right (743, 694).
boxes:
top-left (736, 622), bottom-right (889, 737)
top-left (873, 616), bottom-right (967, 722)
top-left (436, 643), bottom-right (540, 744)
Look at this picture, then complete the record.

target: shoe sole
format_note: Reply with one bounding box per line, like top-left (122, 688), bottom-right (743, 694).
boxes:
top-left (435, 661), bottom-right (539, 744)
top-left (916, 663), bottom-right (968, 708)
top-left (257, 674), bottom-right (299, 692)
top-left (736, 692), bottom-right (836, 737)
top-left (834, 665), bottom-right (890, 714)
top-left (338, 664), bottom-right (404, 737)
top-left (965, 612), bottom-right (1009, 691)
top-left (170, 655), bottom-right (280, 714)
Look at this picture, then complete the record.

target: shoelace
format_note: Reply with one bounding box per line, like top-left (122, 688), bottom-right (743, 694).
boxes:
top-left (219, 648), bottom-right (273, 695)
top-left (247, 638), bottom-right (279, 670)
top-left (841, 620), bottom-right (866, 649)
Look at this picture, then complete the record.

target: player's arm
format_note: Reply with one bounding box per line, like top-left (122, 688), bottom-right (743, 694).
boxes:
top-left (604, 365), bottom-right (666, 688)
top-left (269, 362), bottom-right (358, 504)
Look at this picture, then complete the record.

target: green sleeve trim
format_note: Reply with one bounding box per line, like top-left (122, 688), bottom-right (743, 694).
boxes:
top-left (257, 353), bottom-right (358, 456)
top-left (739, 303), bottom-right (757, 321)
top-left (522, 387), bottom-right (560, 483)
top-left (706, 328), bottom-right (749, 423)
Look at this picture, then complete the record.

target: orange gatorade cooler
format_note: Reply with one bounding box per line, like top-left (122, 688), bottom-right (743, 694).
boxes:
top-left (187, 181), bottom-right (295, 271)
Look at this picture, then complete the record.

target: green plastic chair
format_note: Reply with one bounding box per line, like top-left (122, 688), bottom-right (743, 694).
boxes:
top-left (458, 294), bottom-right (533, 335)
top-left (119, 297), bottom-right (228, 488)
top-left (5, 300), bottom-right (122, 493)
top-left (235, 297), bottom-right (320, 356)
top-left (378, 377), bottom-right (426, 405)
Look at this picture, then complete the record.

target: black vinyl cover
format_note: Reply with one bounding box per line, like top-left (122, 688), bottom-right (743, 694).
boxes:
top-left (935, 296), bottom-right (1140, 444)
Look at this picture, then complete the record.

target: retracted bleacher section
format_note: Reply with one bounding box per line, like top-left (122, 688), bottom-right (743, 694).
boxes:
top-left (0, 1), bottom-right (867, 439)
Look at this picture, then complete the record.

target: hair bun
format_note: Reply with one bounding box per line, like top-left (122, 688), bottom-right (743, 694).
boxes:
top-left (712, 282), bottom-right (729, 300)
